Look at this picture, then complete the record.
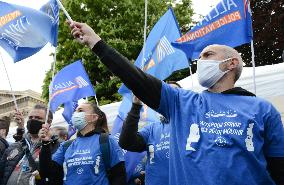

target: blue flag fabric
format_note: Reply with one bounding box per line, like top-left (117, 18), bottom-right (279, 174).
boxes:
top-left (62, 101), bottom-right (78, 139)
top-left (0, 1), bottom-right (59, 62)
top-left (49, 60), bottom-right (96, 113)
top-left (111, 114), bottom-right (124, 135)
top-left (40, 0), bottom-right (59, 47)
top-left (118, 8), bottom-right (189, 97)
top-left (117, 97), bottom-right (159, 124)
top-left (173, 0), bottom-right (253, 60)
top-left (50, 60), bottom-right (95, 138)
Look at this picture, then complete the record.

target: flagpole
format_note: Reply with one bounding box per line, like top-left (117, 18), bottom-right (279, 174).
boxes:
top-left (141, 0), bottom-right (148, 69)
top-left (55, 0), bottom-right (73, 22)
top-left (0, 51), bottom-right (19, 111)
top-left (55, 0), bottom-right (83, 41)
top-left (45, 46), bottom-right (57, 124)
top-left (189, 65), bottom-right (194, 90)
top-left (250, 40), bottom-right (256, 94)
top-left (94, 95), bottom-right (100, 108)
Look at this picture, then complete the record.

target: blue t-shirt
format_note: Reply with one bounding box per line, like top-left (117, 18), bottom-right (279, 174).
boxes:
top-left (157, 82), bottom-right (284, 185)
top-left (139, 122), bottom-right (170, 185)
top-left (52, 134), bottom-right (124, 185)
top-left (127, 156), bottom-right (146, 185)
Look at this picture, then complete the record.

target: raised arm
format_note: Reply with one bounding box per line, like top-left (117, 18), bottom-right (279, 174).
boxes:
top-left (38, 125), bottom-right (63, 184)
top-left (39, 142), bottom-right (63, 184)
top-left (119, 97), bottom-right (147, 152)
top-left (13, 110), bottom-right (25, 142)
top-left (68, 21), bottom-right (162, 110)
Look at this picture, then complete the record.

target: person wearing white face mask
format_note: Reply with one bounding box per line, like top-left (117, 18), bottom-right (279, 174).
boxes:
top-left (38, 102), bottom-right (127, 185)
top-left (197, 57), bottom-right (234, 88)
top-left (67, 21), bottom-right (284, 185)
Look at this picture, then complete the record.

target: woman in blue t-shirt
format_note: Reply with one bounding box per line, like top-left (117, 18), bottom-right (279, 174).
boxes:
top-left (39, 102), bottom-right (126, 185)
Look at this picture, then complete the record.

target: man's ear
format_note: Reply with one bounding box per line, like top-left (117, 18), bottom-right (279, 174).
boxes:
top-left (227, 58), bottom-right (239, 70)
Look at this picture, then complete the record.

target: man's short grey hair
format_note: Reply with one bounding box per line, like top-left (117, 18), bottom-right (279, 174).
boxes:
top-left (33, 104), bottom-right (53, 121)
top-left (219, 45), bottom-right (243, 82)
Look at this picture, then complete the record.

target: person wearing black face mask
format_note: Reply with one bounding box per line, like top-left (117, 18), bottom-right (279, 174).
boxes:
top-left (0, 104), bottom-right (61, 185)
top-left (26, 119), bottom-right (45, 135)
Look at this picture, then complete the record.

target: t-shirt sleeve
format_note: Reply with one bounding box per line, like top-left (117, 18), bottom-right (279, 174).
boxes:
top-left (109, 136), bottom-right (125, 167)
top-left (156, 82), bottom-right (179, 120)
top-left (264, 106), bottom-right (284, 157)
top-left (52, 142), bottom-right (65, 166)
top-left (157, 82), bottom-right (198, 121)
top-left (138, 123), bottom-right (154, 144)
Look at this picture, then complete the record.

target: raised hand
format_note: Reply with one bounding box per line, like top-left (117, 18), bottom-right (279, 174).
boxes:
top-left (67, 20), bottom-right (101, 49)
top-left (14, 109), bottom-right (24, 129)
top-left (38, 124), bottom-right (52, 142)
top-left (133, 95), bottom-right (142, 105)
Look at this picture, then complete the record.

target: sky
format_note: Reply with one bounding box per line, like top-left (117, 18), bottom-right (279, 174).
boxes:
top-left (0, 0), bottom-right (220, 93)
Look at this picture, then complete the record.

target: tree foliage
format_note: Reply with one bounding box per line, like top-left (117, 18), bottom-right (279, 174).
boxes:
top-left (42, 0), bottom-right (193, 105)
top-left (236, 0), bottom-right (284, 66)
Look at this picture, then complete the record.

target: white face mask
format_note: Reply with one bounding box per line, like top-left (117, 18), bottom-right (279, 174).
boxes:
top-left (71, 112), bottom-right (88, 131)
top-left (197, 58), bottom-right (231, 88)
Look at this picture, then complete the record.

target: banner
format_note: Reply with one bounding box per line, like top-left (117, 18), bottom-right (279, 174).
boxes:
top-left (0, 1), bottom-right (59, 62)
top-left (174, 0), bottom-right (253, 60)
top-left (119, 8), bottom-right (189, 97)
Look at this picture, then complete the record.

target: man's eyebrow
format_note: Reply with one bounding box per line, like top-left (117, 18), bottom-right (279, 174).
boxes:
top-left (77, 107), bottom-right (84, 111)
top-left (199, 50), bottom-right (216, 58)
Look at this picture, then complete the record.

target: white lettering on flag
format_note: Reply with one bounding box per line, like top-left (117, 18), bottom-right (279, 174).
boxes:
top-left (0, 16), bottom-right (31, 49)
top-left (157, 36), bottom-right (175, 63)
top-left (75, 76), bottom-right (89, 88)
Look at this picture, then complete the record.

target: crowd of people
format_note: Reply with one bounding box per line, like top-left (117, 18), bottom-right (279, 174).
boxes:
top-left (0, 20), bottom-right (283, 185)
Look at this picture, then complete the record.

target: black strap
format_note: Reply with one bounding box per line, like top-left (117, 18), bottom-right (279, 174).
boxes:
top-left (23, 140), bottom-right (40, 172)
top-left (25, 149), bottom-right (37, 172)
top-left (0, 138), bottom-right (9, 150)
top-left (99, 133), bottom-right (111, 176)
top-left (63, 139), bottom-right (74, 153)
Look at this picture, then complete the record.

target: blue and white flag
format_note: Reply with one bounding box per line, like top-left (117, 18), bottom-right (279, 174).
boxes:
top-left (49, 60), bottom-right (95, 127)
top-left (118, 8), bottom-right (189, 97)
top-left (173, 0), bottom-right (253, 60)
top-left (62, 101), bottom-right (78, 139)
top-left (40, 0), bottom-right (59, 47)
top-left (0, 0), bottom-right (59, 62)
top-left (117, 96), bottom-right (159, 125)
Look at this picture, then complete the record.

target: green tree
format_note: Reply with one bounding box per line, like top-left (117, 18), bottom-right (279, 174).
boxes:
top-left (236, 0), bottom-right (284, 66)
top-left (42, 0), bottom-right (193, 105)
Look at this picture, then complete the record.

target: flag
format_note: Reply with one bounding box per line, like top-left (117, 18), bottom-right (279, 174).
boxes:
top-left (173, 0), bottom-right (253, 60)
top-left (118, 96), bottom-right (159, 124)
top-left (118, 7), bottom-right (189, 97)
top-left (0, 0), bottom-right (59, 62)
top-left (40, 0), bottom-right (59, 47)
top-left (49, 60), bottom-right (96, 133)
top-left (62, 101), bottom-right (78, 139)
top-left (110, 114), bottom-right (124, 135)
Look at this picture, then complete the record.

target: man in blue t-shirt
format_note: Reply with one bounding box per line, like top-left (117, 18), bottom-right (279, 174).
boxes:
top-left (68, 21), bottom-right (284, 185)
